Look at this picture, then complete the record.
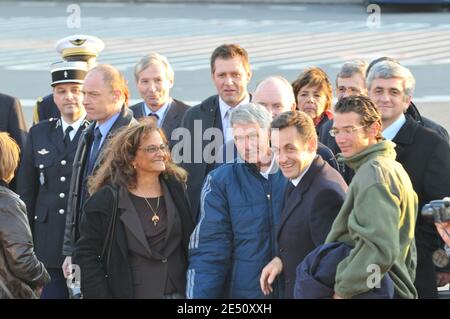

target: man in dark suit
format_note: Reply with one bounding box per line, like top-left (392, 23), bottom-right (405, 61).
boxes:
top-left (129, 53), bottom-right (189, 148)
top-left (368, 60), bottom-right (450, 299)
top-left (62, 64), bottom-right (137, 283)
top-left (17, 60), bottom-right (90, 299)
top-left (0, 93), bottom-right (27, 150)
top-left (260, 111), bottom-right (347, 298)
top-left (33, 34), bottom-right (104, 124)
top-left (178, 44), bottom-right (252, 221)
top-left (0, 92), bottom-right (28, 191)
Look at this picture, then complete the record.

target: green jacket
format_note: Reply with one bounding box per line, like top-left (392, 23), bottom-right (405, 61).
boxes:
top-left (326, 140), bottom-right (418, 299)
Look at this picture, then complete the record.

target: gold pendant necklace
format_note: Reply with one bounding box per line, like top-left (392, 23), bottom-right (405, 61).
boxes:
top-left (144, 196), bottom-right (160, 226)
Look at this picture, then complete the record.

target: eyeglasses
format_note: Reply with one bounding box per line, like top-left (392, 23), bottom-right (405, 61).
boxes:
top-left (139, 144), bottom-right (169, 154)
top-left (329, 125), bottom-right (368, 137)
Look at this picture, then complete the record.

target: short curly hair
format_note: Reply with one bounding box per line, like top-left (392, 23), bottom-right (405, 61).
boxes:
top-left (292, 67), bottom-right (333, 113)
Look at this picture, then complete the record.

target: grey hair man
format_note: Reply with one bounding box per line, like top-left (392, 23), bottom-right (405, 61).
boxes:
top-left (367, 60), bottom-right (450, 299)
top-left (335, 59), bottom-right (368, 99)
top-left (130, 52), bottom-right (189, 148)
top-left (187, 103), bottom-right (286, 299)
top-left (366, 57), bottom-right (448, 142)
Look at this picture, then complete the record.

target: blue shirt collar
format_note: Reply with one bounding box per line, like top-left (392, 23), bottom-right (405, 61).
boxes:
top-left (143, 98), bottom-right (172, 126)
top-left (95, 112), bottom-right (121, 146)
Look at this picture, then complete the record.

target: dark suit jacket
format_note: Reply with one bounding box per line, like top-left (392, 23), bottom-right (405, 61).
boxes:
top-left (73, 176), bottom-right (194, 299)
top-left (63, 107), bottom-right (137, 256)
top-left (277, 156), bottom-right (348, 298)
top-left (178, 95), bottom-right (224, 221)
top-left (0, 93), bottom-right (27, 150)
top-left (129, 98), bottom-right (190, 149)
top-left (393, 116), bottom-right (450, 299)
top-left (0, 93), bottom-right (28, 192)
top-left (17, 118), bottom-right (89, 268)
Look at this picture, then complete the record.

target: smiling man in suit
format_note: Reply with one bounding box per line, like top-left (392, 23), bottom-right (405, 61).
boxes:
top-left (130, 53), bottom-right (189, 149)
top-left (260, 111), bottom-right (347, 298)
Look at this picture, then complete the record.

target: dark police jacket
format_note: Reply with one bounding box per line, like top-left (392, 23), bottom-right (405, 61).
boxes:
top-left (62, 107), bottom-right (136, 257)
top-left (17, 118), bottom-right (89, 268)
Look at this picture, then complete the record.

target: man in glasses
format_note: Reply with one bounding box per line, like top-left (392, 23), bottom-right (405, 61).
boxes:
top-left (325, 95), bottom-right (418, 299)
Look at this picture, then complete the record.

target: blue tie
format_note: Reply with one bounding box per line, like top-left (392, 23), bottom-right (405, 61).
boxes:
top-left (87, 127), bottom-right (102, 174)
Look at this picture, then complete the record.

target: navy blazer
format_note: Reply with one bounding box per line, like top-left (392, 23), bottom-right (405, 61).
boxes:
top-left (294, 242), bottom-right (394, 299)
top-left (277, 155), bottom-right (347, 298)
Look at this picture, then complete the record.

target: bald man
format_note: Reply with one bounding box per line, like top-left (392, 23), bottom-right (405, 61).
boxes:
top-left (253, 76), bottom-right (296, 118)
top-left (253, 76), bottom-right (339, 172)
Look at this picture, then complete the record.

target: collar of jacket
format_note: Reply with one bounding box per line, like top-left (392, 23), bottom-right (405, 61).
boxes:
top-left (340, 140), bottom-right (397, 171)
top-left (83, 105), bottom-right (135, 140)
top-left (405, 102), bottom-right (424, 126)
top-left (0, 180), bottom-right (8, 188)
top-left (392, 114), bottom-right (418, 146)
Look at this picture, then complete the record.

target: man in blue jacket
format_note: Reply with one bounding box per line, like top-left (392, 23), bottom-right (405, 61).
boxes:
top-left (187, 103), bottom-right (286, 299)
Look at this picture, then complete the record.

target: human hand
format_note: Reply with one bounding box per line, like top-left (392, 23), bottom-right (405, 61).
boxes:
top-left (62, 256), bottom-right (73, 279)
top-left (260, 257), bottom-right (283, 296)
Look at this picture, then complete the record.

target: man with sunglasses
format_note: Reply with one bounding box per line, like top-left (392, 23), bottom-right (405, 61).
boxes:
top-left (325, 95), bottom-right (418, 299)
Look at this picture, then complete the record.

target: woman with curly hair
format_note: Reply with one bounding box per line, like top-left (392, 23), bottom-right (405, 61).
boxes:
top-left (74, 118), bottom-right (194, 299)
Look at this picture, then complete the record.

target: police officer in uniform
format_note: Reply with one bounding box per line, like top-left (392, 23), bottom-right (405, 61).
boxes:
top-left (17, 60), bottom-right (90, 299)
top-left (32, 34), bottom-right (104, 124)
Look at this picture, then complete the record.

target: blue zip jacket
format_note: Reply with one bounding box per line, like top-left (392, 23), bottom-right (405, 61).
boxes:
top-left (187, 161), bottom-right (286, 299)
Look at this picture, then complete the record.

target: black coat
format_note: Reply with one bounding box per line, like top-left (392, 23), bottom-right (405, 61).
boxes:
top-left (393, 116), bottom-right (450, 299)
top-left (129, 98), bottom-right (190, 149)
top-left (277, 156), bottom-right (347, 298)
top-left (0, 93), bottom-right (28, 150)
top-left (73, 176), bottom-right (194, 299)
top-left (32, 94), bottom-right (60, 125)
top-left (178, 95), bottom-right (224, 221)
top-left (0, 93), bottom-right (28, 192)
top-left (62, 107), bottom-right (137, 256)
top-left (406, 102), bottom-right (449, 143)
top-left (17, 118), bottom-right (89, 268)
